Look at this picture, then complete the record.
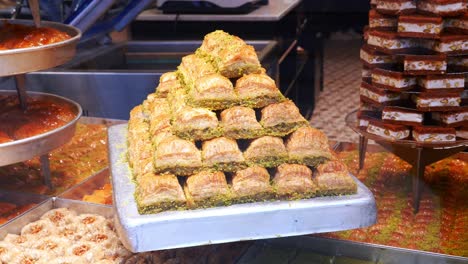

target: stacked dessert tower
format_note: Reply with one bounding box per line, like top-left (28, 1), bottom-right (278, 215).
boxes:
top-left (359, 0), bottom-right (468, 142)
top-left (127, 30), bottom-right (358, 214)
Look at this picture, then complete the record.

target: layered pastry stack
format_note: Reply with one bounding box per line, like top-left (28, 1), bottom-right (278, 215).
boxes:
top-left (127, 30), bottom-right (357, 214)
top-left (359, 0), bottom-right (468, 142)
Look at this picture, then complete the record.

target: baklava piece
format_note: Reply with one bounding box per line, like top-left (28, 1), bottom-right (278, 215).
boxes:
top-left (220, 106), bottom-right (264, 139)
top-left (244, 136), bottom-right (288, 167)
top-left (272, 164), bottom-right (317, 199)
top-left (147, 98), bottom-right (172, 135)
top-left (127, 105), bottom-right (154, 178)
top-left (135, 173), bottom-right (186, 214)
top-left (382, 106), bottom-right (424, 126)
top-left (403, 54), bottom-right (447, 75)
top-left (167, 88), bottom-right (188, 115)
top-left (286, 126), bottom-right (333, 167)
top-left (187, 73), bottom-right (238, 110)
top-left (202, 137), bottom-right (246, 171)
top-left (371, 68), bottom-right (416, 91)
top-left (260, 100), bottom-right (308, 136)
top-left (155, 72), bottom-right (182, 98)
top-left (367, 119), bottom-right (411, 140)
top-left (231, 166), bottom-right (274, 203)
top-left (235, 73), bottom-right (285, 108)
top-left (184, 170), bottom-right (231, 208)
top-left (315, 160), bottom-right (357, 196)
top-left (154, 136), bottom-right (202, 176)
top-left (177, 54), bottom-right (217, 87)
top-left (172, 106), bottom-right (221, 140)
top-left (431, 107), bottom-right (468, 127)
top-left (413, 126), bottom-right (456, 142)
top-left (376, 0), bottom-right (417, 15)
top-left (418, 73), bottom-right (465, 92)
top-left (197, 30), bottom-right (263, 78)
top-left (412, 92), bottom-right (461, 111)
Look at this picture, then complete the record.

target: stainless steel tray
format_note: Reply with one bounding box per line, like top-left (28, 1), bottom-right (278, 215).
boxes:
top-left (0, 90), bottom-right (82, 166)
top-left (237, 236), bottom-right (468, 264)
top-left (0, 198), bottom-right (112, 239)
top-left (0, 19), bottom-right (81, 77)
top-left (108, 124), bottom-right (377, 253)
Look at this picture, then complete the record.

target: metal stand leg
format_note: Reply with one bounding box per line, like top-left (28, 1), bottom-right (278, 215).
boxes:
top-left (412, 148), bottom-right (424, 214)
top-left (14, 74), bottom-right (28, 110)
top-left (40, 154), bottom-right (53, 190)
top-left (358, 135), bottom-right (368, 170)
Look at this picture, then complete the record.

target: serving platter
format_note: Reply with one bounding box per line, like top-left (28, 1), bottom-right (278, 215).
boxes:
top-left (0, 19), bottom-right (81, 77)
top-left (0, 90), bottom-right (82, 167)
top-left (108, 124), bottom-right (377, 253)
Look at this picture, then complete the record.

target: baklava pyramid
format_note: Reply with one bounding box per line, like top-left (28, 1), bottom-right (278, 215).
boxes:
top-left (127, 30), bottom-right (357, 214)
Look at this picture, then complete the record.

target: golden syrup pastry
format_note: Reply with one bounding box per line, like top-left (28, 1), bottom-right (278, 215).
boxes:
top-left (260, 100), bottom-right (308, 136)
top-left (273, 164), bottom-right (317, 199)
top-left (316, 160), bottom-right (357, 195)
top-left (184, 170), bottom-right (231, 208)
top-left (202, 137), bottom-right (246, 171)
top-left (154, 135), bottom-right (202, 176)
top-left (172, 106), bottom-right (220, 140)
top-left (235, 73), bottom-right (285, 108)
top-left (188, 73), bottom-right (237, 110)
top-left (220, 106), bottom-right (263, 139)
top-left (244, 136), bottom-right (288, 168)
top-left (286, 126), bottom-right (333, 167)
top-left (232, 166), bottom-right (274, 202)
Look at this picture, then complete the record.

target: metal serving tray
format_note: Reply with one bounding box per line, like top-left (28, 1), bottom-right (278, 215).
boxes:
top-left (0, 19), bottom-right (81, 77)
top-left (108, 124), bottom-right (377, 253)
top-left (0, 90), bottom-right (82, 166)
top-left (238, 236), bottom-right (468, 264)
top-left (0, 198), bottom-right (112, 239)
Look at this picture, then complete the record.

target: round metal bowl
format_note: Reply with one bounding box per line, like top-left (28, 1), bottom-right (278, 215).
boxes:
top-left (0, 90), bottom-right (82, 167)
top-left (0, 19), bottom-right (81, 77)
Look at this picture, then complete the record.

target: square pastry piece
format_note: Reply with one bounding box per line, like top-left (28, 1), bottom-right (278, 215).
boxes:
top-left (456, 126), bottom-right (468, 139)
top-left (360, 81), bottom-right (402, 107)
top-left (367, 29), bottom-right (416, 53)
top-left (418, 73), bottom-right (465, 92)
top-left (260, 100), bottom-right (308, 136)
top-left (372, 68), bottom-right (416, 91)
top-left (431, 107), bottom-right (468, 126)
top-left (220, 106), bottom-right (263, 139)
top-left (154, 136), bottom-right (202, 176)
top-left (155, 72), bottom-right (181, 98)
top-left (315, 160), bottom-right (357, 196)
top-left (367, 119), bottom-right (411, 140)
top-left (231, 166), bottom-right (274, 203)
top-left (403, 54), bottom-right (447, 75)
top-left (272, 164), bottom-right (317, 199)
top-left (244, 136), bottom-right (288, 168)
top-left (172, 106), bottom-right (221, 141)
top-left (360, 44), bottom-right (395, 68)
top-left (413, 126), bottom-right (456, 142)
top-left (135, 173), bottom-right (186, 214)
top-left (235, 73), bottom-right (285, 108)
top-left (178, 54), bottom-right (217, 86)
top-left (184, 171), bottom-right (231, 208)
top-left (369, 9), bottom-right (398, 29)
top-left (201, 137), bottom-right (246, 171)
top-left (376, 0), bottom-right (417, 15)
top-left (412, 92), bottom-right (461, 111)
top-left (397, 14), bottom-right (443, 38)
top-left (417, 0), bottom-right (467, 17)
top-left (188, 73), bottom-right (237, 110)
top-left (285, 126), bottom-right (333, 167)
top-left (382, 106), bottom-right (424, 126)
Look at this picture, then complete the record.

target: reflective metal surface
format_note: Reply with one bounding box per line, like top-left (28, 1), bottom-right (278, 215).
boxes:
top-left (0, 90), bottom-right (82, 166)
top-left (0, 19), bottom-right (81, 76)
top-left (108, 124), bottom-right (377, 253)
